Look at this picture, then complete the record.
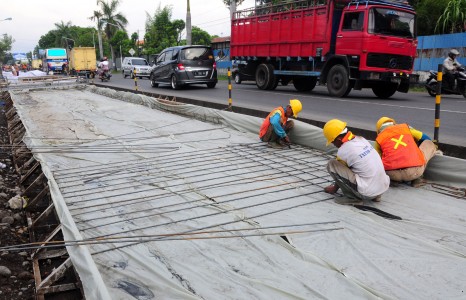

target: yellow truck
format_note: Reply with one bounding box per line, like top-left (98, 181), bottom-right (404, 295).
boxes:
top-left (68, 47), bottom-right (97, 78)
top-left (31, 59), bottom-right (42, 70)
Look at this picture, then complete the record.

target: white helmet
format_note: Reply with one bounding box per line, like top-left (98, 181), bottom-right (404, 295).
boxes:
top-left (449, 49), bottom-right (460, 58)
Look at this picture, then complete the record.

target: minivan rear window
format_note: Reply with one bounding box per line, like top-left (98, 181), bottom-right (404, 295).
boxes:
top-left (132, 59), bottom-right (148, 65)
top-left (181, 48), bottom-right (213, 61)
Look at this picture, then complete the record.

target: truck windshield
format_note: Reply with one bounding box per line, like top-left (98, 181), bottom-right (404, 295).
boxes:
top-left (368, 8), bottom-right (415, 38)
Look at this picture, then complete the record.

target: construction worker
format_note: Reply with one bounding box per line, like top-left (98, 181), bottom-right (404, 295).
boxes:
top-left (323, 119), bottom-right (389, 204)
top-left (375, 117), bottom-right (437, 186)
top-left (259, 99), bottom-right (302, 147)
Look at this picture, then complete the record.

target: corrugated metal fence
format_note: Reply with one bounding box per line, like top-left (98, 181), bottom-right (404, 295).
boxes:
top-left (415, 33), bottom-right (466, 71)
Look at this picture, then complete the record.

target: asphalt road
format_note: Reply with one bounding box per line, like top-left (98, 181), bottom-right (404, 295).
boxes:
top-left (95, 74), bottom-right (466, 148)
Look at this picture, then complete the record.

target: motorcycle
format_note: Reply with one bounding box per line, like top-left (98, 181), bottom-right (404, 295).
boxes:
top-left (425, 67), bottom-right (466, 98)
top-left (97, 68), bottom-right (112, 82)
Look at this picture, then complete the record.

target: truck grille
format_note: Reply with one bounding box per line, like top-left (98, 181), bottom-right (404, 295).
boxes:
top-left (366, 53), bottom-right (413, 70)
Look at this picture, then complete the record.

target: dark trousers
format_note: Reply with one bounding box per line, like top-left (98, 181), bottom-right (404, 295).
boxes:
top-left (261, 120), bottom-right (294, 142)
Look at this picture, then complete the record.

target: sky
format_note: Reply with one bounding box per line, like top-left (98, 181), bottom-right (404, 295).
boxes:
top-left (2, 0), bottom-right (256, 53)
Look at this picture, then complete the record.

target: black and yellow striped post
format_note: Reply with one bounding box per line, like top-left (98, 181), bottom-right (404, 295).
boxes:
top-left (433, 64), bottom-right (442, 144)
top-left (227, 67), bottom-right (232, 111)
top-left (134, 68), bottom-right (138, 91)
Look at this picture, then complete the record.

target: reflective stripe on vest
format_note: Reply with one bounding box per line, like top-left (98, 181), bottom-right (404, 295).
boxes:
top-left (375, 124), bottom-right (425, 170)
top-left (259, 106), bottom-right (287, 138)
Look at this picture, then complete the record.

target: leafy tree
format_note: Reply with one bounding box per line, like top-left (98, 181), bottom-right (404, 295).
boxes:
top-left (38, 31), bottom-right (57, 49)
top-left (98, 0), bottom-right (128, 69)
top-left (0, 34), bottom-right (14, 64)
top-left (54, 21), bottom-right (74, 47)
top-left (435, 0), bottom-right (466, 33)
top-left (144, 5), bottom-right (185, 54)
top-left (191, 26), bottom-right (212, 45)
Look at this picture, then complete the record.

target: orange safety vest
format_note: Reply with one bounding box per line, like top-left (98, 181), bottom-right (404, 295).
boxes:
top-left (376, 123), bottom-right (425, 170)
top-left (259, 106), bottom-right (287, 139)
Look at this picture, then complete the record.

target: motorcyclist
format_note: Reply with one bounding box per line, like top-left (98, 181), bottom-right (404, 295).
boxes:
top-left (442, 49), bottom-right (462, 90)
top-left (98, 57), bottom-right (109, 78)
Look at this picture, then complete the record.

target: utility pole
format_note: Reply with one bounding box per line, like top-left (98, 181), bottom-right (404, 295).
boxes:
top-left (97, 21), bottom-right (104, 60)
top-left (230, 0), bottom-right (236, 22)
top-left (186, 0), bottom-right (192, 45)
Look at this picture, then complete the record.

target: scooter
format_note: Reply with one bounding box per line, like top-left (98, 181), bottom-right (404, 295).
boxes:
top-left (425, 67), bottom-right (466, 98)
top-left (98, 68), bottom-right (112, 82)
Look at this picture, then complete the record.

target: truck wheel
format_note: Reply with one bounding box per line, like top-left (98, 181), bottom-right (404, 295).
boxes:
top-left (256, 64), bottom-right (273, 90)
top-left (234, 73), bottom-right (242, 84)
top-left (372, 83), bottom-right (397, 99)
top-left (265, 64), bottom-right (278, 90)
top-left (293, 77), bottom-right (317, 92)
top-left (327, 65), bottom-right (351, 97)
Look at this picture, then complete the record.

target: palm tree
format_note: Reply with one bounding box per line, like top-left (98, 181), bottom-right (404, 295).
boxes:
top-left (98, 0), bottom-right (128, 69)
top-left (435, 0), bottom-right (466, 33)
top-left (54, 21), bottom-right (73, 47)
top-left (89, 10), bottom-right (104, 59)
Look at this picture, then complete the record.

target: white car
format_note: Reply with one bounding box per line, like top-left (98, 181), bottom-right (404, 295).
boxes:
top-left (122, 57), bottom-right (151, 79)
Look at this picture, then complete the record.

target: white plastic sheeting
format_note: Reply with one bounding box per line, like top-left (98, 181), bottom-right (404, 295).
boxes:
top-left (10, 86), bottom-right (466, 300)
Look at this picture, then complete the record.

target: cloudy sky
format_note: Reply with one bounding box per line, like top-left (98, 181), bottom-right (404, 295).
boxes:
top-left (2, 0), bottom-right (256, 52)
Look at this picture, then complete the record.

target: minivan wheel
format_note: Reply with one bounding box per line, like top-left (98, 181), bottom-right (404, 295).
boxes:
top-left (123, 71), bottom-right (127, 78)
top-left (150, 74), bottom-right (158, 88)
top-left (171, 75), bottom-right (180, 90)
top-left (207, 82), bottom-right (216, 88)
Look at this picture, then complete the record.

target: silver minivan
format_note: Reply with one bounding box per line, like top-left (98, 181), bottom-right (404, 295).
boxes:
top-left (122, 57), bottom-right (151, 79)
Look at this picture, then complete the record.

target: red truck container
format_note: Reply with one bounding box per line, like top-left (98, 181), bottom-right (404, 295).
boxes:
top-left (230, 0), bottom-right (418, 98)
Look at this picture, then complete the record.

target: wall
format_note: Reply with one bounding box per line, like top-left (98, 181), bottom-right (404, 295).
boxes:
top-left (415, 32), bottom-right (466, 71)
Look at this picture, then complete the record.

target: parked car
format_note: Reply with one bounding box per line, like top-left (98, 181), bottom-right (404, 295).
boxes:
top-left (231, 59), bottom-right (255, 84)
top-left (122, 57), bottom-right (151, 79)
top-left (149, 45), bottom-right (217, 89)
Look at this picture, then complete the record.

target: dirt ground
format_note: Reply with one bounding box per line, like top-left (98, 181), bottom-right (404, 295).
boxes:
top-left (0, 99), bottom-right (35, 299)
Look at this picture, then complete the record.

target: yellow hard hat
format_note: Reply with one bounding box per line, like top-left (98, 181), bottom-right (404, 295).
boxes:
top-left (323, 119), bottom-right (347, 146)
top-left (376, 117), bottom-right (395, 133)
top-left (289, 99), bottom-right (302, 118)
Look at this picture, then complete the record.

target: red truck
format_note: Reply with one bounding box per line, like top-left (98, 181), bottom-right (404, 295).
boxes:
top-left (230, 0), bottom-right (418, 98)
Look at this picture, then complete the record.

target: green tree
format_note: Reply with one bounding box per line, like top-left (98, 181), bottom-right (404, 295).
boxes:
top-left (98, 0), bottom-right (128, 69)
top-left (435, 0), bottom-right (466, 33)
top-left (144, 5), bottom-right (185, 54)
top-left (90, 10), bottom-right (104, 59)
top-left (191, 26), bottom-right (212, 45)
top-left (54, 21), bottom-right (74, 47)
top-left (0, 34), bottom-right (14, 64)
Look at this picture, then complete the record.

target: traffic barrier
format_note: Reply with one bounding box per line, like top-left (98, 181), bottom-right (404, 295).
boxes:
top-left (433, 64), bottom-right (442, 144)
top-left (227, 67), bottom-right (232, 111)
top-left (134, 68), bottom-right (138, 91)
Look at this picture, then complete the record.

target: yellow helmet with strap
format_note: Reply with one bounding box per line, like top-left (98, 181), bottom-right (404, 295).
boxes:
top-left (289, 99), bottom-right (302, 118)
top-left (376, 117), bottom-right (395, 133)
top-left (323, 119), bottom-right (347, 146)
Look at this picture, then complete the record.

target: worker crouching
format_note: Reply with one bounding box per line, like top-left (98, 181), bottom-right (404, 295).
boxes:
top-left (323, 119), bottom-right (390, 204)
top-left (375, 117), bottom-right (437, 187)
top-left (259, 99), bottom-right (302, 148)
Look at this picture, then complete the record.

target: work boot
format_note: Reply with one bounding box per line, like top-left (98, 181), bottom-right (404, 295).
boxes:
top-left (372, 195), bottom-right (382, 202)
top-left (334, 196), bottom-right (363, 205)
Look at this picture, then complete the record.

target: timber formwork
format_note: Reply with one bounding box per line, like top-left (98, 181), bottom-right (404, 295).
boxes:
top-left (3, 91), bottom-right (84, 300)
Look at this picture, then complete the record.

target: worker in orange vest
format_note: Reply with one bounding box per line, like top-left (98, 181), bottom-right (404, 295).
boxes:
top-left (259, 99), bottom-right (302, 148)
top-left (375, 117), bottom-right (437, 186)
top-left (323, 119), bottom-right (389, 204)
